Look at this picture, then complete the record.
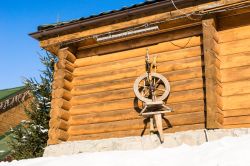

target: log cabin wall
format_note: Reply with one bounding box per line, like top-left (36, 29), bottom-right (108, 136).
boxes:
top-left (215, 12), bottom-right (250, 129)
top-left (48, 48), bottom-right (76, 144)
top-left (66, 27), bottom-right (206, 142)
top-left (30, 0), bottom-right (250, 145)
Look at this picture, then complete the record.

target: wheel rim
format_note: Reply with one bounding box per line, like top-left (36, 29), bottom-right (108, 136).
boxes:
top-left (133, 72), bottom-right (170, 103)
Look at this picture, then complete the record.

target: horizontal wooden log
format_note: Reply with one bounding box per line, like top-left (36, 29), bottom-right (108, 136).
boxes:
top-left (216, 80), bottom-right (250, 96)
top-left (54, 69), bottom-right (73, 82)
top-left (220, 38), bottom-right (250, 56)
top-left (72, 72), bottom-right (203, 96)
top-left (50, 108), bottom-right (70, 121)
top-left (64, 48), bottom-right (77, 63)
top-left (217, 93), bottom-right (250, 110)
top-left (70, 88), bottom-right (204, 115)
top-left (69, 100), bottom-right (204, 125)
top-left (58, 48), bottom-right (76, 63)
top-left (51, 98), bottom-right (71, 111)
top-left (74, 46), bottom-right (202, 76)
top-left (52, 79), bottom-right (73, 91)
top-left (223, 115), bottom-right (250, 125)
top-left (75, 36), bottom-right (201, 67)
top-left (52, 88), bottom-right (72, 101)
top-left (71, 78), bottom-right (204, 105)
top-left (73, 56), bottom-right (203, 86)
top-left (68, 123), bottom-right (205, 141)
top-left (216, 65), bottom-right (250, 83)
top-left (219, 24), bottom-right (250, 43)
top-left (68, 111), bottom-right (204, 135)
top-left (222, 108), bottom-right (250, 118)
top-left (57, 60), bottom-right (75, 72)
top-left (215, 51), bottom-right (250, 69)
top-left (223, 123), bottom-right (250, 129)
top-left (48, 128), bottom-right (69, 141)
top-left (49, 118), bottom-right (69, 131)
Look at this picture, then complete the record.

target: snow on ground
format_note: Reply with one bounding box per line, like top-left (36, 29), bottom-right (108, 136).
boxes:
top-left (1, 135), bottom-right (250, 166)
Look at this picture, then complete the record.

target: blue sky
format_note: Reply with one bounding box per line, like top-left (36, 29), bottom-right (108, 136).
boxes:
top-left (0, 0), bottom-right (144, 89)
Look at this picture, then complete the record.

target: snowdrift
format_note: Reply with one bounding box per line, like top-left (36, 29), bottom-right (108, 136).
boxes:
top-left (1, 135), bottom-right (250, 166)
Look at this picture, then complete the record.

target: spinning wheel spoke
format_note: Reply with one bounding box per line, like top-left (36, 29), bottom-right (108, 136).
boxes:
top-left (154, 78), bottom-right (161, 87)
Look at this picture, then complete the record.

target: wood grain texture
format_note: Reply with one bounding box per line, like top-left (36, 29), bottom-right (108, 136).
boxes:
top-left (70, 88), bottom-right (204, 115)
top-left (217, 93), bottom-right (250, 110)
top-left (68, 111), bottom-right (205, 135)
top-left (74, 46), bottom-right (202, 76)
top-left (223, 123), bottom-right (250, 129)
top-left (216, 80), bottom-right (250, 96)
top-left (73, 60), bottom-right (203, 86)
top-left (219, 24), bottom-right (250, 43)
top-left (202, 18), bottom-right (220, 128)
top-left (217, 65), bottom-right (250, 83)
top-left (71, 77), bottom-right (204, 105)
top-left (72, 71), bottom-right (203, 96)
top-left (223, 115), bottom-right (250, 125)
top-left (222, 108), bottom-right (250, 118)
top-left (68, 123), bottom-right (205, 141)
top-left (75, 36), bottom-right (201, 67)
top-left (216, 52), bottom-right (250, 69)
top-left (69, 100), bottom-right (204, 125)
top-left (220, 38), bottom-right (250, 56)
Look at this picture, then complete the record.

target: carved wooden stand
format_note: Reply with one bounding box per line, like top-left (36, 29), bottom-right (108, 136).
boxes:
top-left (140, 101), bottom-right (171, 142)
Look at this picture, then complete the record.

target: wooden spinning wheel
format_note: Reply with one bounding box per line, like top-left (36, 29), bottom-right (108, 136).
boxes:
top-left (133, 49), bottom-right (172, 142)
top-left (133, 72), bottom-right (170, 103)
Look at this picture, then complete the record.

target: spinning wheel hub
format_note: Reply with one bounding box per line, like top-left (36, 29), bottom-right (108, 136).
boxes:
top-left (133, 72), bottom-right (170, 103)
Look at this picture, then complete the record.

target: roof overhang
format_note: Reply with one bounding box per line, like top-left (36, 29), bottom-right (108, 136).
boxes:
top-left (29, 0), bottom-right (250, 53)
top-left (29, 0), bottom-right (214, 41)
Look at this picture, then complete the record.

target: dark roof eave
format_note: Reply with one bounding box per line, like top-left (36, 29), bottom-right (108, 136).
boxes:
top-left (29, 0), bottom-right (188, 41)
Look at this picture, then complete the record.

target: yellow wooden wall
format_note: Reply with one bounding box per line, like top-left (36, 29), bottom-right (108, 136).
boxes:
top-left (65, 35), bottom-right (205, 141)
top-left (216, 24), bottom-right (250, 128)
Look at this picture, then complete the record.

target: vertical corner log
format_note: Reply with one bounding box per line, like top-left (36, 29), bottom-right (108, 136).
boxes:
top-left (48, 47), bottom-right (76, 145)
top-left (202, 18), bottom-right (220, 129)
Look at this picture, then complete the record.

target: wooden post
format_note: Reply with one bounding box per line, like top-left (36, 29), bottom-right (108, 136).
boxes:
top-left (202, 18), bottom-right (220, 128)
top-left (48, 47), bottom-right (76, 145)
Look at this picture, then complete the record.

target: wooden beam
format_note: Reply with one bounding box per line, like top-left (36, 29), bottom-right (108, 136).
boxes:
top-left (202, 18), bottom-right (220, 128)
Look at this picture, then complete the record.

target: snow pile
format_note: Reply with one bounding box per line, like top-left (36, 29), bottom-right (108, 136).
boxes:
top-left (1, 135), bottom-right (250, 166)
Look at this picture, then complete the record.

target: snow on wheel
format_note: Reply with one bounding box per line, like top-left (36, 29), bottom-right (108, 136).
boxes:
top-left (133, 72), bottom-right (170, 103)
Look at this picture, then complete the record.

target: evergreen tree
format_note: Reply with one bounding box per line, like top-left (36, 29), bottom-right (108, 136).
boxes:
top-left (8, 52), bottom-right (56, 160)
